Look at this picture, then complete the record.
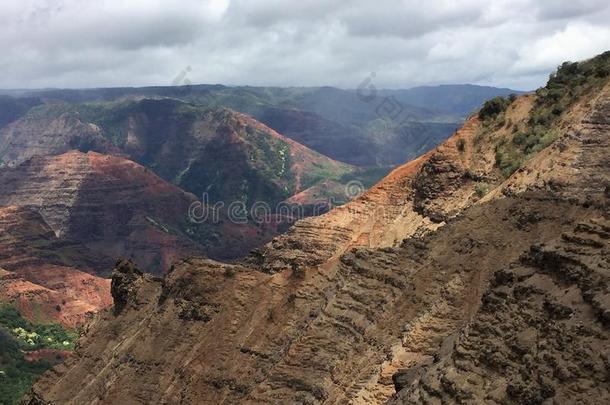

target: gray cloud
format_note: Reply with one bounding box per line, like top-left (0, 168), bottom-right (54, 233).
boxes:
top-left (0, 0), bottom-right (609, 90)
top-left (535, 0), bottom-right (608, 21)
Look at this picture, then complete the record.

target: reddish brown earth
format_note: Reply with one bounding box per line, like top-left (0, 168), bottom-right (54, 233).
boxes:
top-left (0, 267), bottom-right (111, 328)
top-left (0, 150), bottom-right (281, 273)
top-left (0, 149), bottom-right (286, 325)
top-left (0, 205), bottom-right (112, 327)
top-left (0, 151), bottom-right (277, 326)
top-left (0, 151), bottom-right (202, 271)
top-left (24, 73), bottom-right (610, 404)
top-left (23, 349), bottom-right (71, 364)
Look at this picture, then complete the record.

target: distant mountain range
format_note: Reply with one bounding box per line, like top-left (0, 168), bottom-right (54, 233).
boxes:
top-left (0, 84), bottom-right (522, 166)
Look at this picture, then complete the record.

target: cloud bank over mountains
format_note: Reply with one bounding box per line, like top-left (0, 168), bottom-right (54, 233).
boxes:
top-left (1, 0), bottom-right (609, 90)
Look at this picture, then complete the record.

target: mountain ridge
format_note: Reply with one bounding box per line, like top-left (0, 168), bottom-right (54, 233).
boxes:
top-left (25, 52), bottom-right (610, 404)
top-left (0, 84), bottom-right (521, 166)
top-left (0, 100), bottom-right (368, 208)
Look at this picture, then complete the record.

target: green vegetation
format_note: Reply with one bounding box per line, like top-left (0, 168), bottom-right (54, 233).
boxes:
top-left (300, 158), bottom-right (354, 192)
top-left (0, 305), bottom-right (79, 405)
top-left (475, 182), bottom-right (490, 197)
top-left (0, 329), bottom-right (51, 405)
top-left (479, 96), bottom-right (512, 121)
top-left (533, 52), bottom-right (610, 127)
top-left (245, 126), bottom-right (295, 199)
top-left (0, 305), bottom-right (78, 351)
top-left (494, 147), bottom-right (523, 177)
top-left (479, 52), bottom-right (610, 178)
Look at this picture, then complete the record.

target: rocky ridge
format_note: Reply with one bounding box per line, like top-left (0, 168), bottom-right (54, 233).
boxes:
top-left (26, 58), bottom-right (610, 404)
top-left (0, 151), bottom-right (204, 272)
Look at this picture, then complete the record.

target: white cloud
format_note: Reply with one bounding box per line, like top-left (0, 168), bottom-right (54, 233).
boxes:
top-left (0, 0), bottom-right (608, 90)
top-left (514, 22), bottom-right (610, 72)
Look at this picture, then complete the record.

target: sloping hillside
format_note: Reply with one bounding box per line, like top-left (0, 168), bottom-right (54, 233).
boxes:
top-left (0, 96), bottom-right (42, 130)
top-left (0, 206), bottom-right (112, 327)
top-left (0, 151), bottom-right (288, 272)
top-left (25, 52), bottom-right (610, 404)
top-left (0, 99), bottom-right (371, 208)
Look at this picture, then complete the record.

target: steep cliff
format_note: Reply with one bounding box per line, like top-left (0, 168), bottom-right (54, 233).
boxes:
top-left (26, 53), bottom-right (610, 404)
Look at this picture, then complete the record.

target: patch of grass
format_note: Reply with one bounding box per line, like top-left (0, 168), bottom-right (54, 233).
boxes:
top-left (0, 305), bottom-right (79, 405)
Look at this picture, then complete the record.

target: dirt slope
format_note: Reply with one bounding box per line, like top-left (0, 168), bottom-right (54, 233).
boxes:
top-left (26, 61), bottom-right (610, 403)
top-left (0, 205), bottom-right (112, 327)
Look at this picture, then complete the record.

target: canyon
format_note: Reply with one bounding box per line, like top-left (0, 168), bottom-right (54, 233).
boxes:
top-left (24, 52), bottom-right (610, 404)
top-left (1, 83), bottom-right (508, 332)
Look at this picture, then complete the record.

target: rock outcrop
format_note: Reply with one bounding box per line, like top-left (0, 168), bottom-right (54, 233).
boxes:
top-left (390, 217), bottom-right (610, 404)
top-left (110, 259), bottom-right (145, 315)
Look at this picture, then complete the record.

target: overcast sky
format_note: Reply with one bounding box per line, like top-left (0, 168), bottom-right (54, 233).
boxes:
top-left (1, 0), bottom-right (609, 91)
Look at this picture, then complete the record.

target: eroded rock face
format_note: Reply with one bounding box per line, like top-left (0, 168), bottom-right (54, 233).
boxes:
top-left (111, 259), bottom-right (144, 315)
top-left (388, 81), bottom-right (610, 405)
top-left (25, 77), bottom-right (610, 404)
top-left (0, 151), bottom-right (206, 326)
top-left (24, 191), bottom-right (607, 404)
top-left (391, 218), bottom-right (610, 404)
top-left (413, 153), bottom-right (466, 222)
top-left (0, 150), bottom-right (279, 273)
top-left (0, 151), bottom-right (204, 272)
